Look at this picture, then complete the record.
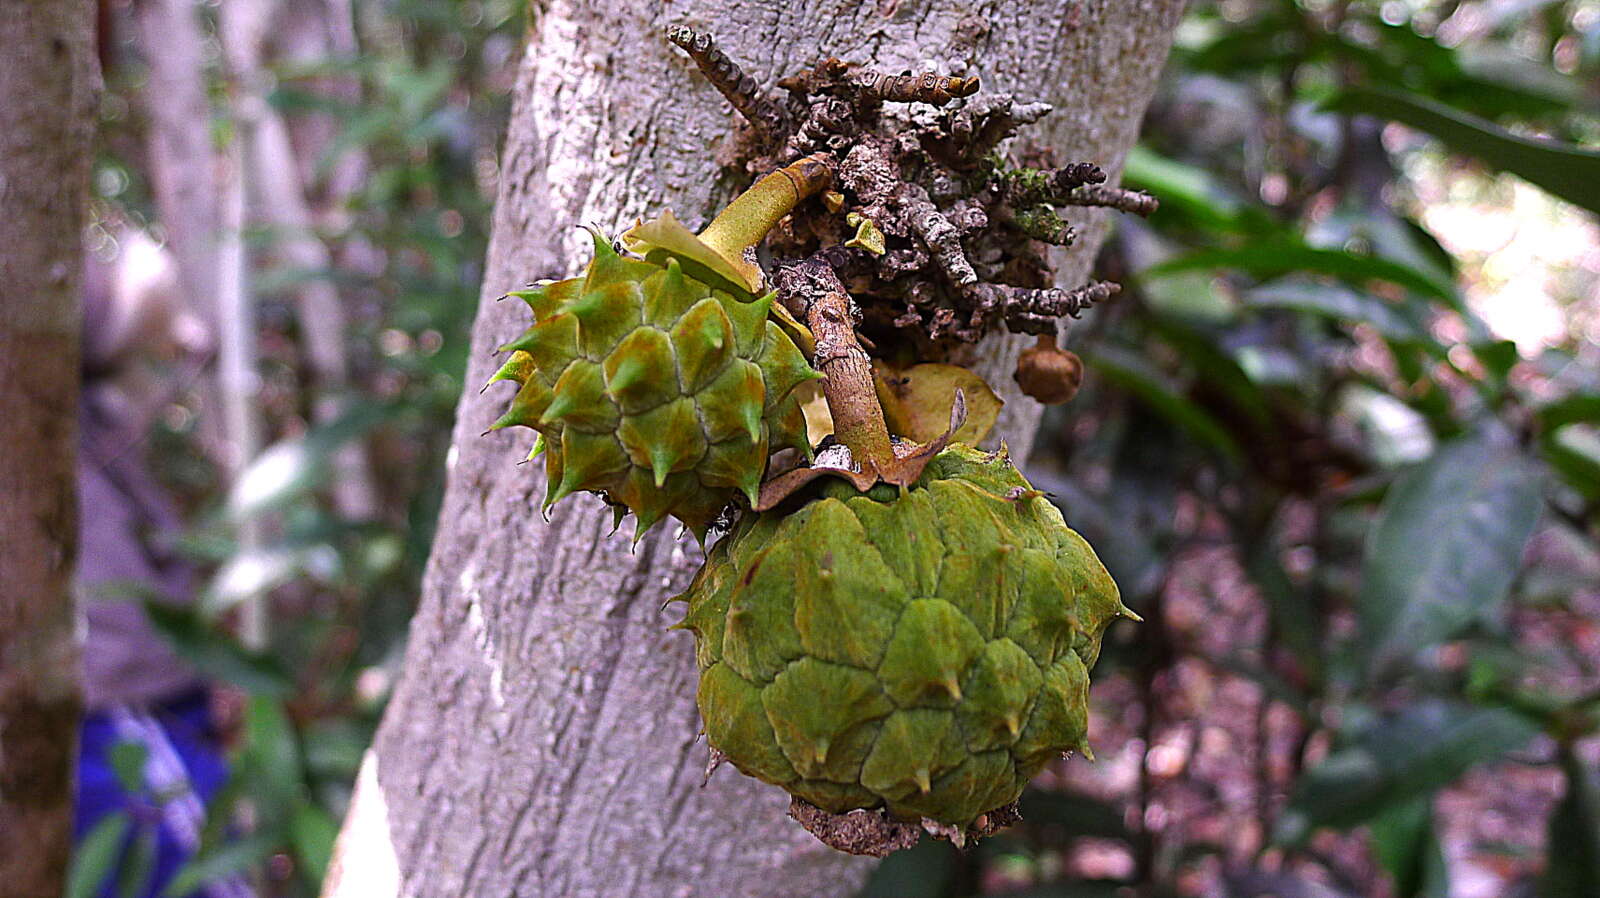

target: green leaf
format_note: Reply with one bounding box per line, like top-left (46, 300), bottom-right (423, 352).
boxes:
top-left (1246, 280), bottom-right (1426, 342)
top-left (1537, 394), bottom-right (1600, 431)
top-left (108, 740), bottom-right (149, 795)
top-left (1357, 433), bottom-right (1543, 674)
top-left (1144, 236), bottom-right (1456, 303)
top-left (1079, 346), bottom-right (1244, 463)
top-left (1326, 87), bottom-right (1600, 215)
top-left (1370, 799), bottom-right (1450, 898)
top-left (1121, 145), bottom-right (1269, 234)
top-left (858, 837), bottom-right (958, 898)
top-left (164, 835), bottom-right (279, 898)
top-left (240, 696), bottom-right (305, 823)
top-left (116, 827), bottom-right (158, 898)
top-left (228, 401), bottom-right (392, 521)
top-left (290, 802), bottom-right (339, 882)
top-left (1276, 701), bottom-right (1537, 842)
top-left (142, 601), bottom-right (294, 697)
top-left (68, 813), bottom-right (132, 898)
top-left (1544, 424), bottom-right (1600, 500)
top-left (1018, 788), bottom-right (1132, 841)
top-left (1541, 748), bottom-right (1600, 897)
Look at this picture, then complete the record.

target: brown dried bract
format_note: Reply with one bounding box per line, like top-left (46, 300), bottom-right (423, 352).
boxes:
top-left (786, 798), bottom-right (1023, 856)
top-left (786, 799), bottom-right (922, 858)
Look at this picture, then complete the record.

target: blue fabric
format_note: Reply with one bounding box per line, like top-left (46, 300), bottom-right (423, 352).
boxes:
top-left (75, 691), bottom-right (230, 898)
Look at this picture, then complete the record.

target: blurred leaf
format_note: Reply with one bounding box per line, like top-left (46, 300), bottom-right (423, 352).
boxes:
top-left (1146, 237), bottom-right (1455, 303)
top-left (1326, 22), bottom-right (1581, 121)
top-left (1537, 394), bottom-right (1600, 431)
top-left (1018, 788), bottom-right (1131, 841)
top-left (1276, 701), bottom-right (1537, 842)
top-left (858, 837), bottom-right (958, 898)
top-left (164, 835), bottom-right (278, 898)
top-left (1308, 209), bottom-right (1458, 298)
top-left (240, 696), bottom-right (305, 822)
top-left (1122, 145), bottom-right (1268, 234)
top-left (1357, 433), bottom-right (1543, 674)
top-left (1468, 340), bottom-right (1522, 400)
top-left (1544, 424), bottom-right (1600, 500)
top-left (1370, 799), bottom-right (1450, 898)
top-left (142, 601), bottom-right (294, 696)
top-left (203, 547), bottom-right (301, 616)
top-left (229, 401), bottom-right (392, 520)
top-left (290, 801), bottom-right (339, 881)
top-left (116, 827), bottom-right (158, 898)
top-left (67, 812), bottom-right (131, 898)
top-left (109, 740), bottom-right (148, 795)
top-left (303, 717), bottom-right (373, 779)
top-left (1540, 748), bottom-right (1600, 897)
top-left (1326, 87), bottom-right (1600, 215)
top-left (1334, 385), bottom-right (1436, 468)
top-left (1080, 346), bottom-right (1243, 463)
top-left (1246, 280), bottom-right (1426, 342)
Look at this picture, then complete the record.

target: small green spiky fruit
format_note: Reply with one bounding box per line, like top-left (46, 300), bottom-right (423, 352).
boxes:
top-left (676, 445), bottom-right (1134, 827)
top-left (489, 231), bottom-right (819, 539)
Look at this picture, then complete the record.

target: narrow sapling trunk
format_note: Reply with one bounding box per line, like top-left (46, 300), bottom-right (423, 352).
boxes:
top-left (326, 3), bottom-right (1183, 896)
top-left (0, 2), bottom-right (99, 895)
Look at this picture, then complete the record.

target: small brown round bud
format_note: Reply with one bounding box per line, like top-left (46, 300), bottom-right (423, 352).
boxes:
top-left (1014, 336), bottom-right (1083, 404)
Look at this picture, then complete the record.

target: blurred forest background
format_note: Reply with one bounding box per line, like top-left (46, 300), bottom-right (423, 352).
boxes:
top-left (74, 0), bottom-right (1598, 895)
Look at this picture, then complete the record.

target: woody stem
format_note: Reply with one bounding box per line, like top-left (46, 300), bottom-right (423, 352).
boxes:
top-left (774, 258), bottom-right (894, 471)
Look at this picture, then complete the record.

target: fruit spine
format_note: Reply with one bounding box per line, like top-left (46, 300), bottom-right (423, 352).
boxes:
top-left (488, 159), bottom-right (834, 539)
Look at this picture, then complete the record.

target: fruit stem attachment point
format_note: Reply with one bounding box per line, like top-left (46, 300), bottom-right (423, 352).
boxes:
top-left (697, 153), bottom-right (836, 266)
top-left (774, 257), bottom-right (894, 471)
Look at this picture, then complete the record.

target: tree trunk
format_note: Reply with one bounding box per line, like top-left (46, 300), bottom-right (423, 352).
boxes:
top-left (222, 0), bottom-right (381, 522)
top-left (325, 2), bottom-right (1182, 896)
top-left (133, 0), bottom-right (232, 458)
top-left (0, 2), bottom-right (99, 895)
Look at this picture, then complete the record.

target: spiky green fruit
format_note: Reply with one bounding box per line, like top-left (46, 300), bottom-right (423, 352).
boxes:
top-left (676, 445), bottom-right (1133, 827)
top-left (489, 230), bottom-right (820, 539)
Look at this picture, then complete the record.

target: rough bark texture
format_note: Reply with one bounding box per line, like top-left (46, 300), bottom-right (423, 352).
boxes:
top-left (326, 2), bottom-right (1183, 896)
top-left (0, 2), bottom-right (98, 895)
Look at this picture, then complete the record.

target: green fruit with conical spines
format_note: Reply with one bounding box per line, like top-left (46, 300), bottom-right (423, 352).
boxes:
top-left (488, 230), bottom-right (820, 540)
top-left (674, 445), bottom-right (1134, 827)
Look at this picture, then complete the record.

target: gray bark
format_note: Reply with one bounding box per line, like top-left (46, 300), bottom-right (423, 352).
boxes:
top-left (0, 2), bottom-right (98, 895)
top-left (324, 2), bottom-right (1183, 896)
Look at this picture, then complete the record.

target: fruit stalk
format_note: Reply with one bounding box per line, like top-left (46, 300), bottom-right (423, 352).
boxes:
top-left (775, 257), bottom-right (894, 470)
top-left (697, 153), bottom-right (836, 264)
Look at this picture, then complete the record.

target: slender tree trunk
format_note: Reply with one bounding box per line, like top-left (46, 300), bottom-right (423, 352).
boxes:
top-left (325, 3), bottom-right (1183, 896)
top-left (222, 0), bottom-right (381, 521)
top-left (132, 0), bottom-right (234, 460)
top-left (0, 2), bottom-right (99, 895)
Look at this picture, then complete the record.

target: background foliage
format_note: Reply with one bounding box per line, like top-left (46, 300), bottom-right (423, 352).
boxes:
top-left (79, 0), bottom-right (1597, 895)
